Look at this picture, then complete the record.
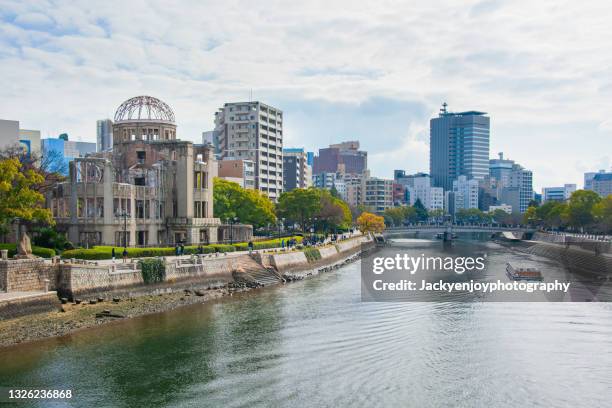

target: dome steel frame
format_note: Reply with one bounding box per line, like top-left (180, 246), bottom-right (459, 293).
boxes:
top-left (114, 96), bottom-right (175, 123)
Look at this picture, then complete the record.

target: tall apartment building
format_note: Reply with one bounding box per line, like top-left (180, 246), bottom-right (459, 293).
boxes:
top-left (430, 103), bottom-right (490, 191)
top-left (283, 148), bottom-right (312, 191)
top-left (96, 119), bottom-right (113, 152)
top-left (542, 184), bottom-right (576, 203)
top-left (215, 101), bottom-right (283, 201)
top-left (393, 171), bottom-right (443, 210)
top-left (489, 152), bottom-right (533, 213)
top-left (446, 175), bottom-right (479, 215)
top-left (362, 177), bottom-right (393, 214)
top-left (313, 140), bottom-right (367, 175)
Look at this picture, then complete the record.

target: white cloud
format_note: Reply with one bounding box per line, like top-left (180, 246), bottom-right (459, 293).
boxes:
top-left (0, 0), bottom-right (611, 189)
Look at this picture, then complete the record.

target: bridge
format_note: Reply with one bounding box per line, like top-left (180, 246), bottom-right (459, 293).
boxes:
top-left (384, 224), bottom-right (536, 235)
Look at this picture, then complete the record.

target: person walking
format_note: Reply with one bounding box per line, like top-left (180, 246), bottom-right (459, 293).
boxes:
top-left (112, 247), bottom-right (116, 262)
top-left (122, 248), bottom-right (128, 263)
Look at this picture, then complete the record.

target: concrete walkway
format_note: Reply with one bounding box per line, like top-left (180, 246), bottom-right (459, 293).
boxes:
top-left (0, 291), bottom-right (56, 302)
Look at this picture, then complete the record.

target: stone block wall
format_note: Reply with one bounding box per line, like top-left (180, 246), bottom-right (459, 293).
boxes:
top-left (0, 259), bottom-right (57, 292)
top-left (165, 256), bottom-right (236, 284)
top-left (319, 246), bottom-right (339, 259)
top-left (271, 252), bottom-right (308, 271)
top-left (58, 264), bottom-right (143, 296)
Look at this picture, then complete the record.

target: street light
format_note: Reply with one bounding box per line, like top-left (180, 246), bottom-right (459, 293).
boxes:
top-left (121, 211), bottom-right (129, 251)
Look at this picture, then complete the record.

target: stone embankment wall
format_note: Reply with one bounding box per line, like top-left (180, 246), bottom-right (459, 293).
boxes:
top-left (516, 241), bottom-right (612, 276)
top-left (3, 235), bottom-right (371, 301)
top-left (58, 255), bottom-right (240, 298)
top-left (532, 232), bottom-right (611, 254)
top-left (271, 235), bottom-right (371, 272)
top-left (0, 259), bottom-right (57, 292)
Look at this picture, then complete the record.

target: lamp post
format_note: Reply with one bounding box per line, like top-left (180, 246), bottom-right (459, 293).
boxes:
top-left (121, 211), bottom-right (128, 251)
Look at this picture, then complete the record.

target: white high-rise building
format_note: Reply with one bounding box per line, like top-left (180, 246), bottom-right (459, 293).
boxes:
top-left (447, 175), bottom-right (479, 215)
top-left (215, 102), bottom-right (283, 201)
top-left (405, 174), bottom-right (444, 211)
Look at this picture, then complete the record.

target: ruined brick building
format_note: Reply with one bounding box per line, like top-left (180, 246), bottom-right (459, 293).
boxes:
top-left (47, 96), bottom-right (222, 247)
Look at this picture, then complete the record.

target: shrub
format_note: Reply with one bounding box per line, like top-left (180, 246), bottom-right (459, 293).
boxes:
top-left (139, 258), bottom-right (166, 283)
top-left (233, 236), bottom-right (303, 251)
top-left (304, 247), bottom-right (321, 263)
top-left (0, 244), bottom-right (56, 258)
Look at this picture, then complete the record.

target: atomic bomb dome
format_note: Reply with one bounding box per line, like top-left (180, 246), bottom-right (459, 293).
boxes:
top-left (112, 95), bottom-right (177, 144)
top-left (114, 95), bottom-right (175, 123)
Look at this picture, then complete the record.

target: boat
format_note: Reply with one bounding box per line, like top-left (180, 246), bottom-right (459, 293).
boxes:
top-left (506, 263), bottom-right (543, 281)
top-left (436, 232), bottom-right (458, 240)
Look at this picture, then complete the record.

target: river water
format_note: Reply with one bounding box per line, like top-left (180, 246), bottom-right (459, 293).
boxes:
top-left (1, 235), bottom-right (612, 407)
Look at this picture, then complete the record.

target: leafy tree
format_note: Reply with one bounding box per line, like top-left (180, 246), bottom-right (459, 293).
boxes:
top-left (0, 144), bottom-right (66, 194)
top-left (0, 158), bottom-right (54, 231)
top-left (277, 188), bottom-right (321, 231)
top-left (527, 199), bottom-right (539, 208)
top-left (412, 199), bottom-right (428, 221)
top-left (402, 206), bottom-right (418, 223)
top-left (356, 211), bottom-right (385, 233)
top-left (316, 190), bottom-right (351, 232)
top-left (32, 226), bottom-right (72, 251)
top-left (428, 208), bottom-right (445, 222)
top-left (383, 207), bottom-right (405, 226)
top-left (522, 206), bottom-right (538, 226)
top-left (592, 194), bottom-right (612, 233)
top-left (455, 208), bottom-right (489, 223)
top-left (562, 190), bottom-right (601, 230)
top-left (213, 178), bottom-right (276, 228)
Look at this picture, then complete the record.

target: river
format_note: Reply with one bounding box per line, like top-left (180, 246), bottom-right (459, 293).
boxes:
top-left (1, 235), bottom-right (611, 407)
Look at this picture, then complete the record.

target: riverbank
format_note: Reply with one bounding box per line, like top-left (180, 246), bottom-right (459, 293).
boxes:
top-left (0, 241), bottom-right (373, 348)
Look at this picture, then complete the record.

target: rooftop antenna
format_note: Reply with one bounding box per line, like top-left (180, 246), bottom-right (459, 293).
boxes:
top-left (440, 102), bottom-right (448, 115)
top-left (249, 88), bottom-right (253, 102)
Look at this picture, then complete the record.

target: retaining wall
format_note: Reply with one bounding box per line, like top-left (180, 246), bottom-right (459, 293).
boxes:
top-left (0, 259), bottom-right (57, 292)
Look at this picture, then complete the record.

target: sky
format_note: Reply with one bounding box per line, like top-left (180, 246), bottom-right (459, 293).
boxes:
top-left (0, 0), bottom-right (611, 191)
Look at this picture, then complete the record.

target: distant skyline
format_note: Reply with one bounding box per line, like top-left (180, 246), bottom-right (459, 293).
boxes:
top-left (1, 0), bottom-right (611, 190)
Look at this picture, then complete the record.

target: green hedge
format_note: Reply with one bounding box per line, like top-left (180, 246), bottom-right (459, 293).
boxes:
top-left (304, 247), bottom-right (321, 263)
top-left (0, 244), bottom-right (56, 258)
top-left (61, 237), bottom-right (303, 260)
top-left (233, 236), bottom-right (303, 251)
top-left (62, 243), bottom-right (237, 260)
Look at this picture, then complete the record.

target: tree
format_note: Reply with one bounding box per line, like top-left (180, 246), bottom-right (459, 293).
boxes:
top-left (562, 190), bottom-right (601, 230)
top-left (0, 158), bottom-right (54, 231)
top-left (277, 188), bottom-right (321, 231)
top-left (522, 206), bottom-right (538, 226)
top-left (402, 206), bottom-right (418, 223)
top-left (593, 194), bottom-right (612, 233)
top-left (455, 208), bottom-right (488, 223)
top-left (213, 178), bottom-right (276, 228)
top-left (428, 208), bottom-right (445, 223)
top-left (412, 199), bottom-right (428, 222)
top-left (316, 190), bottom-right (351, 232)
top-left (356, 212), bottom-right (385, 233)
top-left (0, 144), bottom-right (66, 194)
top-left (383, 207), bottom-right (405, 226)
